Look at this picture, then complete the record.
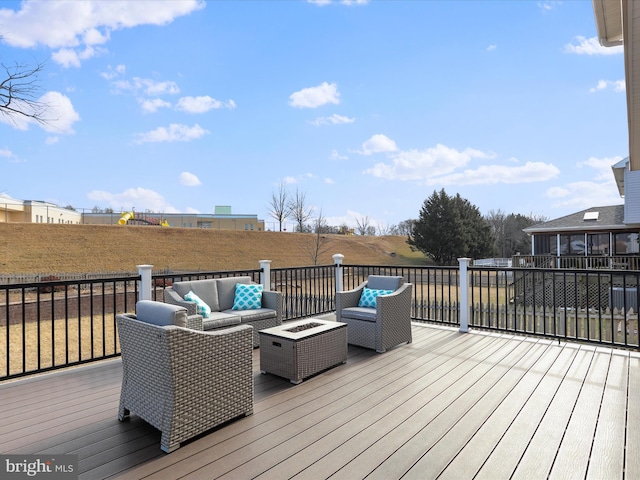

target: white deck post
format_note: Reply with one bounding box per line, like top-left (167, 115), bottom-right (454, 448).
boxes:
top-left (259, 260), bottom-right (272, 291)
top-left (333, 253), bottom-right (344, 293)
top-left (137, 264), bottom-right (153, 302)
top-left (458, 258), bottom-right (471, 333)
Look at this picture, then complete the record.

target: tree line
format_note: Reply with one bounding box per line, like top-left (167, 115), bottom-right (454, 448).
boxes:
top-left (269, 185), bottom-right (546, 265)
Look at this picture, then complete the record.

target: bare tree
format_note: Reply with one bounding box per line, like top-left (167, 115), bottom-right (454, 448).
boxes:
top-left (394, 219), bottom-right (416, 237)
top-left (0, 61), bottom-right (48, 124)
top-left (305, 209), bottom-right (331, 265)
top-left (288, 188), bottom-right (312, 233)
top-left (268, 184), bottom-right (291, 231)
top-left (355, 215), bottom-right (371, 235)
top-left (377, 223), bottom-right (393, 236)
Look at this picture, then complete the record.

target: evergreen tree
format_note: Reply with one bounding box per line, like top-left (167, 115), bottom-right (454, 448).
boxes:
top-left (408, 189), bottom-right (495, 265)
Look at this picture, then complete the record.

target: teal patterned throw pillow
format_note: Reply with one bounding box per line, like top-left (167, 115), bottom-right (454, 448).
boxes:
top-left (232, 283), bottom-right (263, 310)
top-left (358, 287), bottom-right (393, 308)
top-left (184, 290), bottom-right (211, 318)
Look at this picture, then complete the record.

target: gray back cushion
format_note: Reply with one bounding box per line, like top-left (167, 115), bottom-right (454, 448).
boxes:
top-left (216, 276), bottom-right (251, 311)
top-left (172, 279), bottom-right (219, 312)
top-left (135, 300), bottom-right (188, 327)
top-left (367, 275), bottom-right (403, 291)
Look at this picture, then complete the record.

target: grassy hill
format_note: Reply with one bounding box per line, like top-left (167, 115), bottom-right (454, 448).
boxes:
top-left (0, 224), bottom-right (428, 274)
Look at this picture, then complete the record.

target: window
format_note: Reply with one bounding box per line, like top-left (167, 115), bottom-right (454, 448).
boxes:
top-left (587, 233), bottom-right (609, 255)
top-left (534, 234), bottom-right (556, 255)
top-left (614, 232), bottom-right (640, 254)
top-left (559, 234), bottom-right (585, 255)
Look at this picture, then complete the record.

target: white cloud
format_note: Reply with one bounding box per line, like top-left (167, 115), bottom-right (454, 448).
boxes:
top-left (546, 180), bottom-right (621, 210)
top-left (564, 36), bottom-right (623, 56)
top-left (139, 98), bottom-right (172, 113)
top-left (45, 136), bottom-right (60, 145)
top-left (364, 143), bottom-right (492, 180)
top-left (486, 44), bottom-right (497, 52)
top-left (310, 114), bottom-right (355, 126)
top-left (537, 1), bottom-right (560, 12)
top-left (175, 96), bottom-right (237, 113)
top-left (283, 176), bottom-right (298, 184)
top-left (87, 187), bottom-right (180, 212)
top-left (330, 150), bottom-right (348, 161)
top-left (289, 82), bottom-right (340, 108)
top-left (578, 155), bottom-right (624, 181)
top-left (0, 148), bottom-right (14, 158)
top-left (425, 161), bottom-right (560, 186)
top-left (179, 172), bottom-right (202, 186)
top-left (112, 77), bottom-right (180, 96)
top-left (324, 178), bottom-right (335, 184)
top-left (134, 123), bottom-right (209, 143)
top-left (101, 64), bottom-right (126, 80)
top-left (545, 155), bottom-right (623, 209)
top-left (39, 92), bottom-right (81, 134)
top-left (0, 0), bottom-right (205, 67)
top-left (590, 79), bottom-right (625, 93)
top-left (358, 134), bottom-right (398, 155)
top-left (0, 91), bottom-right (81, 134)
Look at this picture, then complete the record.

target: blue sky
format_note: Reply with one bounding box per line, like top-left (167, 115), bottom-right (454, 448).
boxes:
top-left (0, 0), bottom-right (628, 231)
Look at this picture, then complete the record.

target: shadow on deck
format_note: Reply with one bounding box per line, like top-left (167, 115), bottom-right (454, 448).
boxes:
top-left (1, 321), bottom-right (639, 479)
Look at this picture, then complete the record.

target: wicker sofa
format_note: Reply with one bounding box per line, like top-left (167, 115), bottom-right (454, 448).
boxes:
top-left (116, 300), bottom-right (254, 453)
top-left (336, 275), bottom-right (413, 353)
top-left (163, 276), bottom-right (282, 347)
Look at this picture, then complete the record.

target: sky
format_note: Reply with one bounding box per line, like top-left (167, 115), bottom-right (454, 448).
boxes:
top-left (0, 0), bottom-right (629, 232)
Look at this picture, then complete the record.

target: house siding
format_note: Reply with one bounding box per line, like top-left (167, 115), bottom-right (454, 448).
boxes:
top-left (624, 168), bottom-right (640, 223)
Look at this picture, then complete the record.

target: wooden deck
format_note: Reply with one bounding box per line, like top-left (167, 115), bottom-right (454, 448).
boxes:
top-left (1, 321), bottom-right (639, 479)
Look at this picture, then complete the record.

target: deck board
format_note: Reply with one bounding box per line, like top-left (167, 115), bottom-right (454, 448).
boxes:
top-left (0, 321), bottom-right (638, 480)
top-left (549, 348), bottom-right (611, 479)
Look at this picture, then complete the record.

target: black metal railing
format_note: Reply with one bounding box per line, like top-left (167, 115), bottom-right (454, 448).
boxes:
top-left (1, 275), bottom-right (138, 381)
top-left (2, 262), bottom-right (639, 381)
top-left (469, 265), bottom-right (639, 349)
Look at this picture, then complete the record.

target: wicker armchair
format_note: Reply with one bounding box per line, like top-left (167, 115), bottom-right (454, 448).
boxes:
top-left (116, 300), bottom-right (254, 453)
top-left (336, 275), bottom-right (412, 353)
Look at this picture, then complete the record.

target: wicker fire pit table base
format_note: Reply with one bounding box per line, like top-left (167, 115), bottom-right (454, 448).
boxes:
top-left (259, 318), bottom-right (347, 384)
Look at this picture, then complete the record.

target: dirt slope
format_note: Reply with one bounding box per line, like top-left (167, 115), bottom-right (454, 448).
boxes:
top-left (0, 224), bottom-right (427, 274)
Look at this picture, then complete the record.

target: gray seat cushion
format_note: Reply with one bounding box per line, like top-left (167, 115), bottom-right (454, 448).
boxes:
top-left (341, 306), bottom-right (377, 322)
top-left (222, 308), bottom-right (277, 322)
top-left (202, 312), bottom-right (242, 330)
top-left (135, 300), bottom-right (188, 327)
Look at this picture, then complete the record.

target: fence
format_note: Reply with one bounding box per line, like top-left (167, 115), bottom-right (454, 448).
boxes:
top-left (1, 257), bottom-right (639, 381)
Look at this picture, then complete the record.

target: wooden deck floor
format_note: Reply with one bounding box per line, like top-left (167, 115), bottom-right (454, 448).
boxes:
top-left (1, 321), bottom-right (639, 480)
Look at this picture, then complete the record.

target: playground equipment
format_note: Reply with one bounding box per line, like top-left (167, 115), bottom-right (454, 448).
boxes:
top-left (118, 211), bottom-right (169, 227)
top-left (118, 212), bottom-right (134, 225)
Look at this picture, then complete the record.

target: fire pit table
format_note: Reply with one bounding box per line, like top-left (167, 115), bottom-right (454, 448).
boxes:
top-left (259, 318), bottom-right (347, 384)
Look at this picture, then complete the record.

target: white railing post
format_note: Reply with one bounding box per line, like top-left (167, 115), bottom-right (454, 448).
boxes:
top-left (333, 253), bottom-right (344, 293)
top-left (137, 264), bottom-right (153, 302)
top-left (259, 259), bottom-right (272, 291)
top-left (458, 258), bottom-right (471, 333)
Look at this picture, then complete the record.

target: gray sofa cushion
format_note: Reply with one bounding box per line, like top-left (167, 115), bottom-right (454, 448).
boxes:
top-left (222, 308), bottom-right (276, 322)
top-left (367, 275), bottom-right (403, 291)
top-left (202, 312), bottom-right (242, 330)
top-left (340, 306), bottom-right (377, 322)
top-left (173, 279), bottom-right (220, 312)
top-left (216, 276), bottom-right (252, 311)
top-left (136, 300), bottom-right (188, 327)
